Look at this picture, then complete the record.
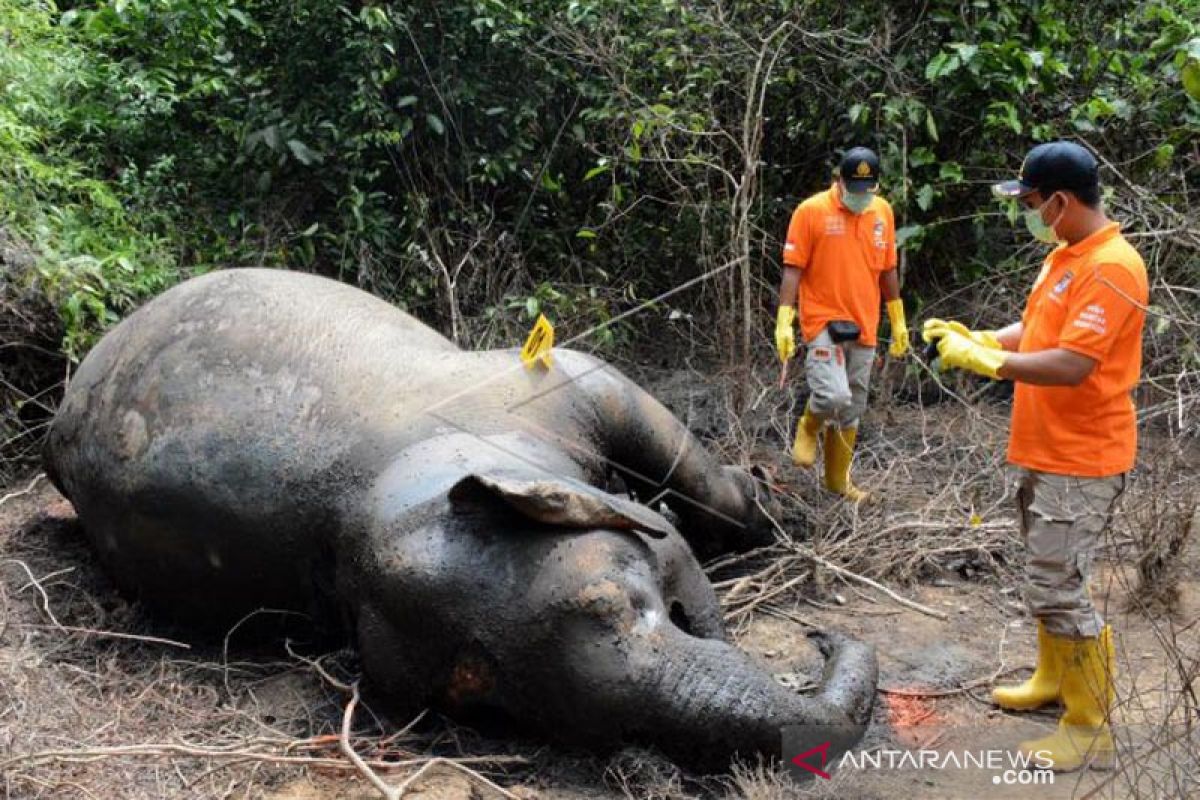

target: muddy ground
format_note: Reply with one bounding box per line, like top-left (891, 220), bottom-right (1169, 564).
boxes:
top-left (1, 367), bottom-right (1197, 799)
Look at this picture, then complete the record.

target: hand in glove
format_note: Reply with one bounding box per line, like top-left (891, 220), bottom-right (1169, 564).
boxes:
top-left (886, 299), bottom-right (910, 358)
top-left (923, 326), bottom-right (1008, 379)
top-left (922, 318), bottom-right (1003, 351)
top-left (775, 306), bottom-right (797, 363)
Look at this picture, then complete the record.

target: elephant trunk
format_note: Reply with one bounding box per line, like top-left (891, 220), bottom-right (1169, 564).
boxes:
top-left (631, 629), bottom-right (877, 769)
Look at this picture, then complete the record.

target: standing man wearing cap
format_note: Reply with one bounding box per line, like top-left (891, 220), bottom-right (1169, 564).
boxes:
top-left (923, 141), bottom-right (1148, 771)
top-left (774, 146), bottom-right (910, 503)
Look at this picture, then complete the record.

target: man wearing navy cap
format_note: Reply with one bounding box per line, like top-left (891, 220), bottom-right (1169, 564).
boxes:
top-left (775, 147), bottom-right (909, 502)
top-left (923, 141), bottom-right (1148, 771)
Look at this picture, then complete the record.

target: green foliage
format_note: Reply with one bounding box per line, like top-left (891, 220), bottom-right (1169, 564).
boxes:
top-left (0, 0), bottom-right (176, 358)
top-left (2, 0), bottom-right (1198, 360)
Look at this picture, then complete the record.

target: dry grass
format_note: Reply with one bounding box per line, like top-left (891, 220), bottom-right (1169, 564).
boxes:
top-left (0, 492), bottom-right (533, 799)
top-left (1, 354), bottom-right (1197, 798)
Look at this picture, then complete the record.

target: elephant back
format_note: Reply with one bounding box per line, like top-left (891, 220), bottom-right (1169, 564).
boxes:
top-left (42, 269), bottom-right (459, 626)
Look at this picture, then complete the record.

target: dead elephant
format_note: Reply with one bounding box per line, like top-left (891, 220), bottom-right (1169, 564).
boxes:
top-left (44, 268), bottom-right (877, 768)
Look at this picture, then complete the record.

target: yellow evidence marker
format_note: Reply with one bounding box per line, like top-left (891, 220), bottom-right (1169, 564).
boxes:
top-left (520, 314), bottom-right (555, 370)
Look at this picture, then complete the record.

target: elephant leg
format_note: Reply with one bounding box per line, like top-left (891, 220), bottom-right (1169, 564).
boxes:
top-left (606, 384), bottom-right (776, 557)
top-left (505, 350), bottom-right (774, 557)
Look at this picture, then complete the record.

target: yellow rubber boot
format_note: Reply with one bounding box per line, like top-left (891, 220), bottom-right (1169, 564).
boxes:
top-left (992, 621), bottom-right (1062, 710)
top-left (791, 405), bottom-right (824, 467)
top-left (823, 427), bottom-right (870, 503)
top-left (1019, 626), bottom-right (1116, 772)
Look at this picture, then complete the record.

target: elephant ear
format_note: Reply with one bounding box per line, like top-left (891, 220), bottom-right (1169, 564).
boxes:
top-left (448, 472), bottom-right (675, 539)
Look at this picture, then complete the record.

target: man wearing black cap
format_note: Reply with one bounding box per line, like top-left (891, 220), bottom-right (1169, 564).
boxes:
top-left (923, 141), bottom-right (1148, 771)
top-left (775, 146), bottom-right (909, 502)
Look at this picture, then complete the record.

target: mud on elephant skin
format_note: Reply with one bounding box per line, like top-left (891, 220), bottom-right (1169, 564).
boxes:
top-left (43, 268), bottom-right (878, 769)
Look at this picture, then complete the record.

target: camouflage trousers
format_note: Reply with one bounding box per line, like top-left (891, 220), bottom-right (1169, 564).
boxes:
top-left (803, 328), bottom-right (875, 429)
top-left (1011, 467), bottom-right (1127, 639)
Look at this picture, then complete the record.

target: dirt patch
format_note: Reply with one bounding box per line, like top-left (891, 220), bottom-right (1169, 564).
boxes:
top-left (2, 396), bottom-right (1197, 798)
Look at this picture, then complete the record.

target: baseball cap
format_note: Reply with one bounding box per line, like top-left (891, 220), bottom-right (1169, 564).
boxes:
top-left (993, 141), bottom-right (1099, 199)
top-left (839, 147), bottom-right (880, 191)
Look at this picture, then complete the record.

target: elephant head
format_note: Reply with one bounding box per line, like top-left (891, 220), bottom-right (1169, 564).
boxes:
top-left (434, 471), bottom-right (876, 770)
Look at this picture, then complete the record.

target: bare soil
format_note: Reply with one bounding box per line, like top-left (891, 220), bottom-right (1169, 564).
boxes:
top-left (2, 394), bottom-right (1197, 799)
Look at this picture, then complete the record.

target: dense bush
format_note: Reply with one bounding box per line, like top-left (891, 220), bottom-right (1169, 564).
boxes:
top-left (2, 0), bottom-right (1198, 478)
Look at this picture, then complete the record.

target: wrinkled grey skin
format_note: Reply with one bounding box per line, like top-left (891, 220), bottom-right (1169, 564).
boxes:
top-left (45, 269), bottom-right (876, 768)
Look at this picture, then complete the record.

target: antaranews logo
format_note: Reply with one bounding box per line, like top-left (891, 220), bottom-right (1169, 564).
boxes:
top-left (789, 741), bottom-right (833, 780)
top-left (781, 725), bottom-right (1055, 786)
top-left (781, 724), bottom-right (864, 782)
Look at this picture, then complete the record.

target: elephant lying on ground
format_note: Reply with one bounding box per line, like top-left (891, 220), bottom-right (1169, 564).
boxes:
top-left (44, 268), bottom-right (876, 768)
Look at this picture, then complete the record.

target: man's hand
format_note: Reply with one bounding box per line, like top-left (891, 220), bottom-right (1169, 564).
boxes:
top-left (886, 299), bottom-right (910, 358)
top-left (922, 318), bottom-right (1003, 350)
top-left (923, 326), bottom-right (1007, 379)
top-left (775, 306), bottom-right (797, 363)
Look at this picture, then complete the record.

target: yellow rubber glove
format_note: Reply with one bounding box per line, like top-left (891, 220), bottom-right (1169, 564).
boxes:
top-left (886, 298), bottom-right (910, 358)
top-left (922, 318), bottom-right (1003, 350)
top-left (924, 328), bottom-right (1008, 379)
top-left (775, 305), bottom-right (797, 363)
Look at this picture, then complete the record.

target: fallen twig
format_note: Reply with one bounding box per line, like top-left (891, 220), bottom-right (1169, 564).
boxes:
top-left (17, 623), bottom-right (191, 650)
top-left (340, 680), bottom-right (403, 799)
top-left (878, 667), bottom-right (1028, 698)
top-left (284, 639), bottom-right (352, 692)
top-left (755, 500), bottom-right (950, 621)
top-left (0, 473), bottom-right (45, 507)
top-left (0, 743), bottom-right (522, 774)
top-left (393, 757), bottom-right (521, 800)
top-left (1, 558), bottom-right (66, 627)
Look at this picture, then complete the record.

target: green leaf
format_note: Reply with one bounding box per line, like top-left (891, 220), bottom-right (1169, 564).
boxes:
top-left (909, 147), bottom-right (936, 167)
top-left (1153, 144), bottom-right (1175, 168)
top-left (1183, 58), bottom-right (1200, 101)
top-left (938, 162), bottom-right (963, 182)
top-left (426, 114), bottom-right (445, 135)
top-left (397, 95), bottom-right (418, 108)
top-left (951, 43), bottom-right (979, 63)
top-left (575, 229), bottom-right (598, 238)
top-left (226, 8), bottom-right (251, 28)
top-left (1152, 307), bottom-right (1171, 335)
top-left (286, 139), bottom-right (322, 165)
top-left (925, 52), bottom-right (961, 81)
top-left (916, 184), bottom-right (936, 211)
top-left (925, 53), bottom-right (947, 81)
top-left (583, 162), bottom-right (610, 181)
top-left (896, 224), bottom-right (924, 248)
top-left (925, 110), bottom-right (939, 142)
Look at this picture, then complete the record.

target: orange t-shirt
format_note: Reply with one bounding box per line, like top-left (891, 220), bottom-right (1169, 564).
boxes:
top-left (1008, 222), bottom-right (1148, 477)
top-left (781, 185), bottom-right (897, 346)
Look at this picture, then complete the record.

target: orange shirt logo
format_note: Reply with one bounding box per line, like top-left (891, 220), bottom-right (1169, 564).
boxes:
top-left (781, 186), bottom-right (898, 347)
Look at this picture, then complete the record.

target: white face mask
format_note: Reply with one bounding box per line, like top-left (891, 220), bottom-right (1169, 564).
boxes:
top-left (1023, 192), bottom-right (1067, 244)
top-left (840, 185), bottom-right (874, 214)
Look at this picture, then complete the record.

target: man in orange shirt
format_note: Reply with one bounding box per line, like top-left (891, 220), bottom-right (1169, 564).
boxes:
top-left (775, 147), bottom-right (910, 502)
top-left (923, 141), bottom-right (1148, 772)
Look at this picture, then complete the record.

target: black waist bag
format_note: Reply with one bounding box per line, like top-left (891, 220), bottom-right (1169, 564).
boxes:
top-left (827, 320), bottom-right (861, 344)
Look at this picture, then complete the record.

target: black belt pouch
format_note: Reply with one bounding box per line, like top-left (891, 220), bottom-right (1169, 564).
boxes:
top-left (826, 320), bottom-right (861, 344)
